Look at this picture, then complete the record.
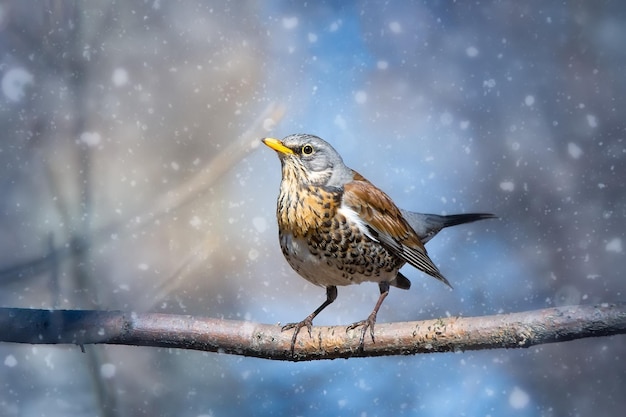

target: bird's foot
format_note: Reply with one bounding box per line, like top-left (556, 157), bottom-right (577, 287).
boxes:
top-left (346, 311), bottom-right (378, 351)
top-left (281, 318), bottom-right (313, 354)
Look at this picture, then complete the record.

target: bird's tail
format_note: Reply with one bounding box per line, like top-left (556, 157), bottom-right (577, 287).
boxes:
top-left (401, 211), bottom-right (497, 244)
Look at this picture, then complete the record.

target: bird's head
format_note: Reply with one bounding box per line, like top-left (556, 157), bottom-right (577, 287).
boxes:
top-left (262, 134), bottom-right (352, 187)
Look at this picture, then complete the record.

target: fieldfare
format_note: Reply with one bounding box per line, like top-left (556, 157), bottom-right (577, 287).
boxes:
top-left (262, 133), bottom-right (495, 352)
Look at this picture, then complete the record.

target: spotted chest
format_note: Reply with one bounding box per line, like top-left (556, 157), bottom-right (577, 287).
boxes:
top-left (276, 180), bottom-right (404, 287)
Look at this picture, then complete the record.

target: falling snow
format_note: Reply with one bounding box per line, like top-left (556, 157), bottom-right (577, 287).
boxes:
top-left (509, 386), bottom-right (530, 409)
top-left (4, 355), bottom-right (17, 367)
top-left (80, 131), bottom-right (102, 147)
top-left (248, 249), bottom-right (259, 260)
top-left (189, 216), bottom-right (202, 229)
top-left (568, 142), bottom-right (583, 159)
top-left (605, 238), bottom-right (622, 253)
top-left (334, 114), bottom-right (347, 130)
top-left (1, 67), bottom-right (34, 102)
top-left (112, 68), bottom-right (129, 87)
top-left (586, 114), bottom-right (598, 128)
top-left (466, 46), bottom-right (479, 57)
top-left (100, 363), bottom-right (116, 379)
top-left (354, 90), bottom-right (367, 104)
top-left (499, 181), bottom-right (515, 192)
top-left (440, 112), bottom-right (453, 125)
top-left (1, 2), bottom-right (624, 416)
top-left (262, 118), bottom-right (276, 131)
top-left (282, 17), bottom-right (298, 30)
top-left (389, 21), bottom-right (402, 33)
top-left (252, 216), bottom-right (267, 233)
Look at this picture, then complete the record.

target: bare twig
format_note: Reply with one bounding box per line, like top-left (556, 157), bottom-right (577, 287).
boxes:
top-left (1, 304), bottom-right (624, 361)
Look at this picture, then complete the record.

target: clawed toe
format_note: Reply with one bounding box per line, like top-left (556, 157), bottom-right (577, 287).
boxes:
top-left (346, 313), bottom-right (377, 350)
top-left (281, 319), bottom-right (313, 354)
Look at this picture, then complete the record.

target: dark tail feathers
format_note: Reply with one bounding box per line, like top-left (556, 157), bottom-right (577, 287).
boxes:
top-left (401, 211), bottom-right (497, 244)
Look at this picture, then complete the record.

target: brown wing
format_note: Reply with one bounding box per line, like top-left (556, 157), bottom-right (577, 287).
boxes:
top-left (343, 172), bottom-right (451, 287)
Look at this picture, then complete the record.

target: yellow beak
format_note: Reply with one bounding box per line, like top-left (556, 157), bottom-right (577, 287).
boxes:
top-left (262, 137), bottom-right (294, 155)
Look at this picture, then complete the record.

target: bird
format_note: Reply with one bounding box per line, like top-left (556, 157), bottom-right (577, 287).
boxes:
top-left (262, 133), bottom-right (495, 352)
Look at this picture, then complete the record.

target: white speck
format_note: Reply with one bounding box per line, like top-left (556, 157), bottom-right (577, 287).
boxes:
top-left (170, 161), bottom-right (180, 171)
top-left (567, 143), bottom-right (583, 159)
top-left (1, 67), bottom-right (34, 102)
top-left (252, 216), bottom-right (267, 233)
top-left (189, 216), bottom-right (202, 229)
top-left (357, 378), bottom-right (372, 391)
top-left (138, 263), bottom-right (149, 271)
top-left (500, 181), bottom-right (515, 192)
top-left (377, 60), bottom-right (389, 70)
top-left (555, 285), bottom-right (582, 306)
top-left (43, 352), bottom-right (54, 369)
top-left (485, 387), bottom-right (494, 397)
top-left (112, 68), bottom-right (129, 87)
top-left (466, 46), bottom-right (479, 57)
top-left (509, 386), bottom-right (530, 409)
top-left (483, 78), bottom-right (496, 89)
top-left (248, 249), bottom-right (259, 261)
top-left (100, 363), bottom-right (116, 379)
top-left (80, 131), bottom-right (101, 147)
top-left (262, 118), bottom-right (276, 131)
top-left (459, 120), bottom-right (470, 130)
top-left (605, 238), bottom-right (622, 253)
top-left (329, 20), bottom-right (341, 32)
top-left (4, 355), bottom-right (17, 367)
top-left (334, 114), bottom-right (347, 130)
top-left (440, 112), bottom-right (453, 126)
top-left (586, 114), bottom-right (598, 128)
top-left (524, 95), bottom-right (535, 106)
top-left (511, 142), bottom-right (520, 151)
top-left (389, 21), bottom-right (402, 33)
top-left (354, 90), bottom-right (367, 104)
top-left (282, 17), bottom-right (298, 30)
top-left (307, 33), bottom-right (318, 43)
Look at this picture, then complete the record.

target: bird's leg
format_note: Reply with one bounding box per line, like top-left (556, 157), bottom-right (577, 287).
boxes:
top-left (282, 285), bottom-right (338, 353)
top-left (346, 281), bottom-right (390, 350)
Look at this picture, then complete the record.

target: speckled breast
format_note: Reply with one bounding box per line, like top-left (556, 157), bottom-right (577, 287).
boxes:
top-left (276, 181), bottom-right (404, 287)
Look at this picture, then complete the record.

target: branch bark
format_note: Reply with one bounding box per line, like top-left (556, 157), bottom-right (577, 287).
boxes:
top-left (1, 304), bottom-right (624, 361)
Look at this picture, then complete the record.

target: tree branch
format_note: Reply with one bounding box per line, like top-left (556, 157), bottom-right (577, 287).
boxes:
top-left (1, 304), bottom-right (624, 361)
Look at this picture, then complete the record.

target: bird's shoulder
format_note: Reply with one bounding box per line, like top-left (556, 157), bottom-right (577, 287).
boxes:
top-left (342, 171), bottom-right (450, 285)
top-left (342, 171), bottom-right (423, 248)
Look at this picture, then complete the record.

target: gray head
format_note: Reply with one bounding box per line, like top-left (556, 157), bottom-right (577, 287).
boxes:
top-left (262, 134), bottom-right (353, 187)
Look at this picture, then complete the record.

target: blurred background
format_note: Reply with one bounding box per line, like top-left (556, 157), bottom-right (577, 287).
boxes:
top-left (0, 0), bottom-right (624, 415)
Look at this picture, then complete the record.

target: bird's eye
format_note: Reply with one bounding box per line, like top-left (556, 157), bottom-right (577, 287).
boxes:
top-left (301, 144), bottom-right (314, 155)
